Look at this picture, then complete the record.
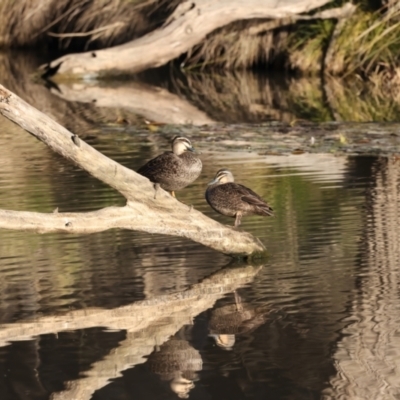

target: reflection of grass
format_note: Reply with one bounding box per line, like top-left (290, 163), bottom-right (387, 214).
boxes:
top-left (286, 78), bottom-right (332, 122)
top-left (266, 167), bottom-right (363, 259)
top-left (324, 76), bottom-right (400, 121)
top-left (286, 75), bottom-right (400, 122)
top-left (172, 70), bottom-right (296, 123)
top-left (171, 70), bottom-right (400, 123)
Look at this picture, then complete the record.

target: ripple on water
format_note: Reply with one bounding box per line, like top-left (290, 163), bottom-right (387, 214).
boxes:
top-left (1, 129), bottom-right (399, 398)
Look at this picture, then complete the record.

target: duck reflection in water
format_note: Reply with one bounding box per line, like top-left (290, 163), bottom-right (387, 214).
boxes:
top-left (206, 169), bottom-right (273, 227)
top-left (137, 136), bottom-right (202, 199)
top-left (209, 332), bottom-right (236, 351)
top-left (209, 290), bottom-right (269, 350)
top-left (147, 335), bottom-right (202, 398)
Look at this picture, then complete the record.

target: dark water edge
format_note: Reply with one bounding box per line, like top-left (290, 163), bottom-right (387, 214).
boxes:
top-left (2, 49), bottom-right (400, 128)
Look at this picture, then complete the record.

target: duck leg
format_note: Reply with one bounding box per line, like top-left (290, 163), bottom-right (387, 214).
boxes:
top-left (153, 183), bottom-right (161, 199)
top-left (234, 290), bottom-right (243, 312)
top-left (234, 212), bottom-right (243, 227)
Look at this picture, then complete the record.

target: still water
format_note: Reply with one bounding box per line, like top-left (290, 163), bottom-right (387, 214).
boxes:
top-left (1, 111), bottom-right (399, 399)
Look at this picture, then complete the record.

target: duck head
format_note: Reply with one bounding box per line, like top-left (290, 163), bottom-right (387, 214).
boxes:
top-left (171, 136), bottom-right (195, 155)
top-left (208, 169), bottom-right (235, 186)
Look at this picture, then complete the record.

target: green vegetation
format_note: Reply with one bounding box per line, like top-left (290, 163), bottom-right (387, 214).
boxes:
top-left (288, 3), bottom-right (400, 79)
top-left (333, 7), bottom-right (400, 77)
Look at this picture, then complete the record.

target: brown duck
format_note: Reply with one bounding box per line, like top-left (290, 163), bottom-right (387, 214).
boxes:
top-left (206, 169), bottom-right (273, 227)
top-left (137, 136), bottom-right (202, 198)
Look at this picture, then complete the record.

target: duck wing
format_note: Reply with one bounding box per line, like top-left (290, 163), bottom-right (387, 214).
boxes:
top-left (236, 184), bottom-right (274, 216)
top-left (137, 152), bottom-right (177, 179)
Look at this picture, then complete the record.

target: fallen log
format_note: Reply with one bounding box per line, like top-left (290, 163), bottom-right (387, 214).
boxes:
top-left (0, 84), bottom-right (265, 256)
top-left (44, 0), bottom-right (334, 78)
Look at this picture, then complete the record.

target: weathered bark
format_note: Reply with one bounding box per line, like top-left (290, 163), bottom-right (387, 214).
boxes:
top-left (0, 84), bottom-right (265, 255)
top-left (45, 0), bottom-right (334, 78)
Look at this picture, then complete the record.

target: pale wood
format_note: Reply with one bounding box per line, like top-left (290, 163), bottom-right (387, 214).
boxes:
top-left (46, 0), bottom-right (334, 77)
top-left (0, 84), bottom-right (265, 255)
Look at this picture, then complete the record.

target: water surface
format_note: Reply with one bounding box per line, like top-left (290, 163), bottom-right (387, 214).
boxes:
top-left (1, 111), bottom-right (399, 399)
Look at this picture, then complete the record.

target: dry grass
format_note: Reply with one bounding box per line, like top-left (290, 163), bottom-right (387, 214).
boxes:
top-left (287, 5), bottom-right (400, 76)
top-left (0, 0), bottom-right (180, 50)
top-left (328, 7), bottom-right (400, 77)
top-left (184, 19), bottom-right (289, 70)
top-left (287, 20), bottom-right (334, 74)
top-left (184, 2), bottom-right (400, 75)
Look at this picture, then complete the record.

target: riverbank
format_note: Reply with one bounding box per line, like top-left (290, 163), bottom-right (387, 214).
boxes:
top-left (1, 0), bottom-right (400, 82)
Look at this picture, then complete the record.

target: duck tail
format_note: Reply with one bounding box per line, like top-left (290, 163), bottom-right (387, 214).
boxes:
top-left (258, 204), bottom-right (274, 217)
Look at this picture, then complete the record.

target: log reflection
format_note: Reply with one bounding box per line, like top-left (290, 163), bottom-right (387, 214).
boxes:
top-left (53, 82), bottom-right (215, 126)
top-left (0, 261), bottom-right (263, 400)
top-left (1, 51), bottom-right (399, 127)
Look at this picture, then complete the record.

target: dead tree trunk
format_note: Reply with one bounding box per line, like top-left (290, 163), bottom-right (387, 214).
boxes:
top-left (0, 84), bottom-right (265, 256)
top-left (45, 0), bottom-right (334, 78)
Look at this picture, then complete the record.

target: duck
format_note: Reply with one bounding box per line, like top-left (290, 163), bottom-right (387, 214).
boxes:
top-left (205, 169), bottom-right (273, 227)
top-left (137, 136), bottom-right (202, 198)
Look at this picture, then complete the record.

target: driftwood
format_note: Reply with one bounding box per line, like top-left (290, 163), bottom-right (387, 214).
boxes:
top-left (45, 0), bottom-right (335, 78)
top-left (0, 84), bottom-right (265, 255)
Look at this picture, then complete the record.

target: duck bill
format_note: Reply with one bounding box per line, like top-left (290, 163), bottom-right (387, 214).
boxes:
top-left (208, 177), bottom-right (219, 185)
top-left (188, 146), bottom-right (201, 154)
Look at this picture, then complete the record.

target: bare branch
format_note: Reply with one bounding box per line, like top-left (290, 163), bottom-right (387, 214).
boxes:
top-left (0, 84), bottom-right (265, 255)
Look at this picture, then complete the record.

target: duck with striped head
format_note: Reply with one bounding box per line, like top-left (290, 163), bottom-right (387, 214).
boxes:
top-left (138, 136), bottom-right (202, 198)
top-left (206, 169), bottom-right (273, 227)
